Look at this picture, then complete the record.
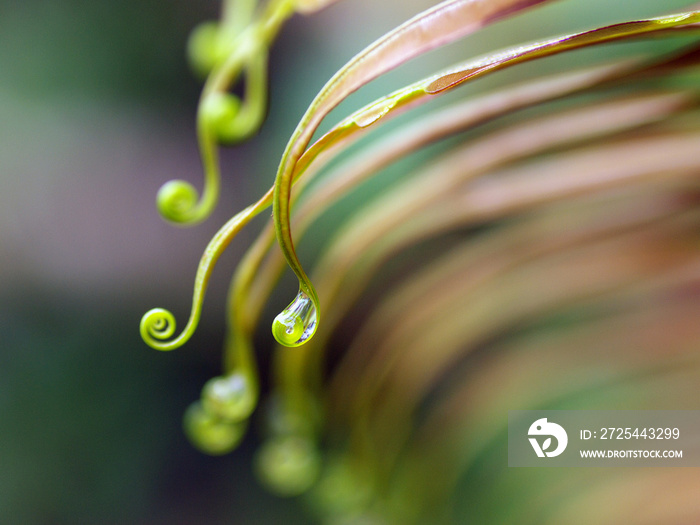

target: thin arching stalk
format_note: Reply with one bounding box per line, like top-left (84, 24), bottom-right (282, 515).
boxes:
top-left (276, 99), bottom-right (697, 401)
top-left (271, 9), bottom-right (700, 348)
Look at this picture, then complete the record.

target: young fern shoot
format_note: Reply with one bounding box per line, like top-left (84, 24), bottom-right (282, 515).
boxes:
top-left (157, 0), bottom-right (319, 225)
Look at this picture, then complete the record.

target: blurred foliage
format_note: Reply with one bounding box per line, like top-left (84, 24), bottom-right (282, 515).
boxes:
top-left (0, 0), bottom-right (205, 105)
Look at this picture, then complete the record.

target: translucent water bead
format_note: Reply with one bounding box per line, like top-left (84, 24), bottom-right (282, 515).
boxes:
top-left (255, 436), bottom-right (321, 496)
top-left (272, 290), bottom-right (318, 347)
top-left (201, 372), bottom-right (257, 422)
top-left (183, 402), bottom-right (247, 455)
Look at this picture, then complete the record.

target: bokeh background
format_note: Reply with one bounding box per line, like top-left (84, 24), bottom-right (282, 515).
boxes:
top-left (1, 0), bottom-right (698, 523)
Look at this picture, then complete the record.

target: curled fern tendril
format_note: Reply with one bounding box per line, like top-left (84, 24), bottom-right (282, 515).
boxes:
top-left (139, 308), bottom-right (178, 350)
top-left (141, 191), bottom-right (275, 351)
top-left (201, 372), bottom-right (258, 422)
top-left (184, 401), bottom-right (248, 455)
top-left (157, 0), bottom-right (295, 225)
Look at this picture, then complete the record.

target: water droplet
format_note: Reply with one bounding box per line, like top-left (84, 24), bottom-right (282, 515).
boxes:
top-left (255, 436), bottom-right (321, 496)
top-left (272, 291), bottom-right (317, 347)
top-left (353, 98), bottom-right (395, 128)
top-left (201, 372), bottom-right (256, 422)
top-left (183, 402), bottom-right (247, 455)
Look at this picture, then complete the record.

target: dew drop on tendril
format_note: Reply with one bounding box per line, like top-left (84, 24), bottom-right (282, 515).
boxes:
top-left (201, 373), bottom-right (256, 422)
top-left (272, 291), bottom-right (317, 347)
top-left (255, 436), bottom-right (321, 496)
top-left (353, 98), bottom-right (395, 128)
top-left (183, 402), bottom-right (247, 455)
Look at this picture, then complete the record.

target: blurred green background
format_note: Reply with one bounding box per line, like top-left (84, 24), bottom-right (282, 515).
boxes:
top-left (0, 0), bottom-right (696, 523)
